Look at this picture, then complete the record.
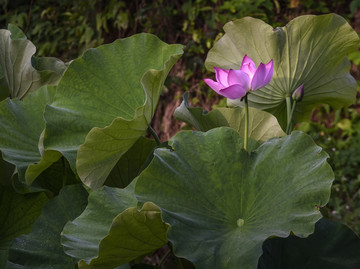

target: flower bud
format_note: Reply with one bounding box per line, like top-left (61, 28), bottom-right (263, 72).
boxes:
top-left (292, 84), bottom-right (304, 102)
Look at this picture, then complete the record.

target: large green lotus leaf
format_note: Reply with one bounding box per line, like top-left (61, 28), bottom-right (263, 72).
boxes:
top-left (135, 127), bottom-right (334, 269)
top-left (61, 180), bottom-right (138, 263)
top-left (6, 184), bottom-right (88, 269)
top-left (0, 24), bottom-right (67, 99)
top-left (258, 218), bottom-right (360, 269)
top-left (174, 92), bottom-right (285, 142)
top-left (43, 33), bottom-right (183, 189)
top-left (78, 202), bottom-right (168, 269)
top-left (205, 14), bottom-right (359, 129)
top-left (105, 136), bottom-right (157, 188)
top-left (0, 86), bottom-right (62, 186)
top-left (0, 186), bottom-right (48, 268)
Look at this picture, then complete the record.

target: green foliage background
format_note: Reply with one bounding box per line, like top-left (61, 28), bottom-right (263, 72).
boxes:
top-left (1, 0), bottom-right (358, 97)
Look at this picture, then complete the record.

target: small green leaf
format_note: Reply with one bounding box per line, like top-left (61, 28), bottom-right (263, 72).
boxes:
top-left (135, 128), bottom-right (334, 269)
top-left (6, 184), bottom-right (88, 269)
top-left (216, 107), bottom-right (286, 142)
top-left (174, 92), bottom-right (285, 142)
top-left (61, 181), bottom-right (138, 263)
top-left (78, 202), bottom-right (168, 269)
top-left (173, 92), bottom-right (229, 131)
top-left (205, 14), bottom-right (359, 129)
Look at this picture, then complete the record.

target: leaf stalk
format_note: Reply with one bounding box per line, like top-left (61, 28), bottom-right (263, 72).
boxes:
top-left (158, 248), bottom-right (172, 268)
top-left (286, 96), bottom-right (292, 134)
top-left (286, 100), bottom-right (297, 134)
top-left (148, 125), bottom-right (161, 146)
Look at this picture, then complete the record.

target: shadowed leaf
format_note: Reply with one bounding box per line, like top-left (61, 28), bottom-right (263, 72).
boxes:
top-left (6, 184), bottom-right (88, 269)
top-left (259, 218), bottom-right (360, 269)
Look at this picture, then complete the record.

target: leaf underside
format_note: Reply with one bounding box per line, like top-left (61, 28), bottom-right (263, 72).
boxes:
top-left (205, 14), bottom-right (359, 129)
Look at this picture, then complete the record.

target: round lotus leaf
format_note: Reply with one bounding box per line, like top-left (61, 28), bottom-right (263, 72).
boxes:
top-left (135, 127), bottom-right (334, 269)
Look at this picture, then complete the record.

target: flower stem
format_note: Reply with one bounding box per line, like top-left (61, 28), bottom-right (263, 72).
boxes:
top-left (148, 125), bottom-right (161, 146)
top-left (244, 95), bottom-right (249, 151)
top-left (158, 248), bottom-right (172, 268)
top-left (286, 96), bottom-right (292, 133)
top-left (286, 100), bottom-right (297, 134)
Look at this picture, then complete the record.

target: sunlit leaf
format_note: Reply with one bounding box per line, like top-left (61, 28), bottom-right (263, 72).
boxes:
top-left (205, 14), bottom-right (359, 129)
top-left (44, 33), bottom-right (183, 189)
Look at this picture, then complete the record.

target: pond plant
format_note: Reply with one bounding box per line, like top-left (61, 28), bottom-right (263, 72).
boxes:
top-left (0, 13), bottom-right (360, 269)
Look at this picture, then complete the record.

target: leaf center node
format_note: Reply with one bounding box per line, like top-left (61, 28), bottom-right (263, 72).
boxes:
top-left (237, 218), bottom-right (245, 227)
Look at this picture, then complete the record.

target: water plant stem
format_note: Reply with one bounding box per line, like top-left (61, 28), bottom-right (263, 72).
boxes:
top-left (244, 95), bottom-right (249, 151)
top-left (286, 96), bottom-right (291, 133)
top-left (286, 100), bottom-right (297, 134)
top-left (158, 248), bottom-right (172, 268)
top-left (148, 125), bottom-right (161, 146)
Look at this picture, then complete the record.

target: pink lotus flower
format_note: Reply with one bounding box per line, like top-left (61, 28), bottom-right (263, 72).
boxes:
top-left (204, 55), bottom-right (274, 99)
